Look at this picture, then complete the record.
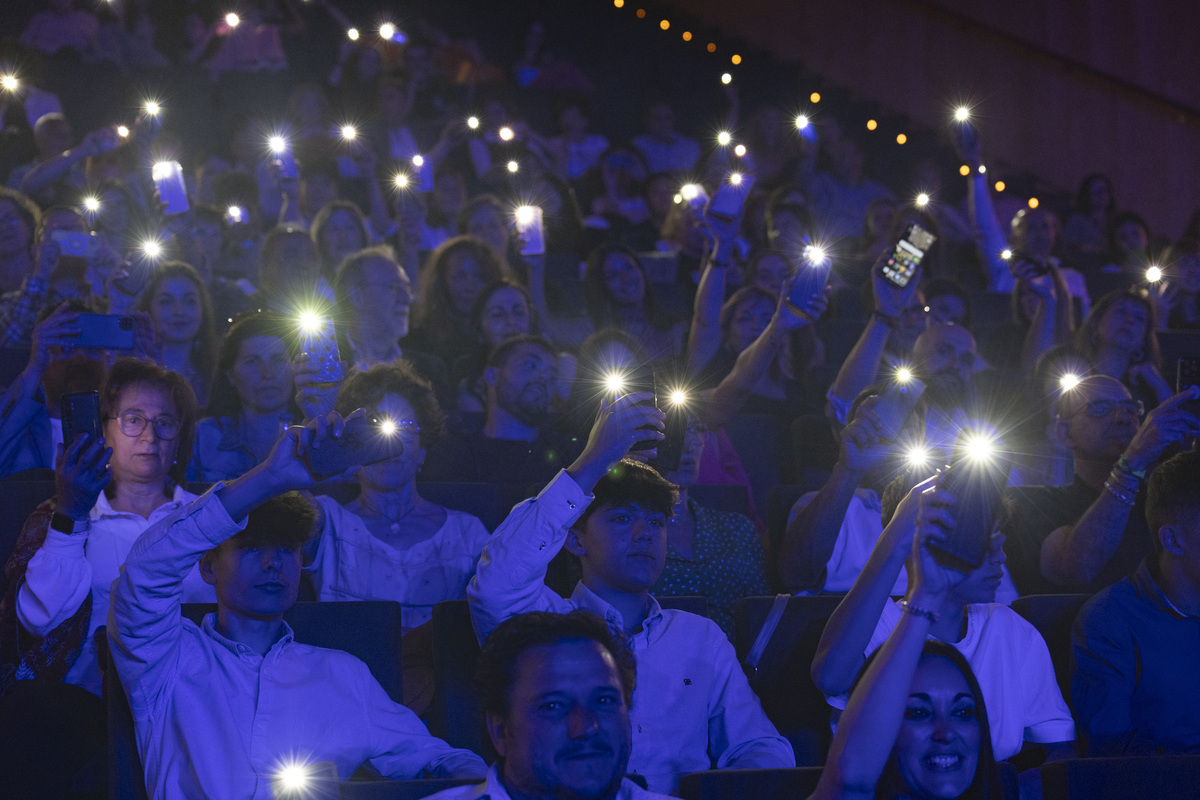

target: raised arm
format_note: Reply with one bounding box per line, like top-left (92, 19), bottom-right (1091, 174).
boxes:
top-left (22, 127), bottom-right (117, 203)
top-left (685, 213), bottom-right (736, 376)
top-left (1014, 261), bottom-right (1070, 378)
top-left (960, 132), bottom-right (1011, 293)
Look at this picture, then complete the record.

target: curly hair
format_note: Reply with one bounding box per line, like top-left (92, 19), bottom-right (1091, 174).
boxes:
top-left (335, 361), bottom-right (446, 450)
top-left (414, 236), bottom-right (505, 334)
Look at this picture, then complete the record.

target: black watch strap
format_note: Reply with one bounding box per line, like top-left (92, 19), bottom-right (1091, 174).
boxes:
top-left (50, 512), bottom-right (88, 534)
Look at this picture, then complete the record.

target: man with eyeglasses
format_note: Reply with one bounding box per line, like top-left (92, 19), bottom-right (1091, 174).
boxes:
top-left (1004, 375), bottom-right (1200, 593)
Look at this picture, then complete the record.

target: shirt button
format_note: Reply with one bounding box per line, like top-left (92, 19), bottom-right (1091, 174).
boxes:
top-left (568, 501), bottom-right (576, 509)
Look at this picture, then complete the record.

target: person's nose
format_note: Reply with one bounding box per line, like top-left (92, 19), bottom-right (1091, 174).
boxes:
top-left (567, 705), bottom-right (600, 739)
top-left (261, 549), bottom-right (282, 572)
top-left (631, 519), bottom-right (653, 542)
top-left (931, 714), bottom-right (955, 744)
top-left (138, 420), bottom-right (160, 443)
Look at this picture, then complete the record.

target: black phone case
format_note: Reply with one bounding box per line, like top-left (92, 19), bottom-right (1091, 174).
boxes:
top-left (930, 457), bottom-right (1007, 573)
top-left (61, 391), bottom-right (102, 447)
top-left (653, 404), bottom-right (687, 472)
top-left (788, 259), bottom-right (831, 314)
top-left (307, 416), bottom-right (405, 477)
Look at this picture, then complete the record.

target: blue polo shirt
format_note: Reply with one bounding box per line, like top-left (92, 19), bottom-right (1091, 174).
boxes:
top-left (1071, 559), bottom-right (1200, 755)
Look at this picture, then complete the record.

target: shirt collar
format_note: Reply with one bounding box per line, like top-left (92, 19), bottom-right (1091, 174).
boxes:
top-left (90, 482), bottom-right (191, 520)
top-left (1132, 560), bottom-right (1195, 620)
top-left (570, 582), bottom-right (664, 639)
top-left (201, 613), bottom-right (297, 659)
top-left (346, 334), bottom-right (404, 371)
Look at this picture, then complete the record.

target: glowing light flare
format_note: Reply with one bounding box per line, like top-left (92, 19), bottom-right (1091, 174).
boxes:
top-left (994, 181), bottom-right (1006, 192)
top-left (143, 101), bottom-right (160, 116)
top-left (506, 160), bottom-right (519, 173)
top-left (728, 172), bottom-right (743, 186)
top-left (225, 12), bottom-right (240, 27)
top-left (733, 144), bottom-right (746, 158)
top-left (605, 372), bottom-right (626, 394)
top-left (636, 9), bottom-right (646, 19)
top-left (682, 32), bottom-right (692, 41)
top-left (379, 419), bottom-right (397, 436)
top-left (116, 125), bottom-right (130, 138)
top-left (467, 116), bottom-right (480, 129)
top-left (810, 92), bottom-right (821, 103)
top-left (660, 19), bottom-right (670, 30)
top-left (905, 445), bottom-right (931, 469)
top-left (1027, 197), bottom-right (1039, 209)
top-left (614, 0), bottom-right (624, 6)
top-left (0, 75), bottom-right (18, 92)
top-left (804, 244), bottom-right (828, 265)
top-left (895, 367), bottom-right (913, 384)
top-left (707, 42), bottom-right (716, 53)
top-left (268, 135), bottom-right (287, 153)
top-left (347, 28), bottom-right (359, 40)
top-left (83, 196), bottom-right (100, 212)
top-left (298, 311), bottom-right (322, 332)
top-left (978, 165), bottom-right (987, 174)
top-left (795, 114), bottom-right (810, 130)
top-left (498, 126), bottom-right (514, 141)
top-left (340, 125), bottom-right (357, 141)
top-left (959, 164), bottom-right (970, 176)
top-left (721, 73), bottom-right (732, 85)
top-left (672, 194), bottom-right (682, 204)
top-left (867, 119), bottom-right (878, 131)
top-left (669, 390), bottom-right (687, 406)
top-left (960, 433), bottom-right (997, 465)
top-left (141, 239), bottom-right (163, 259)
top-left (954, 106), bottom-right (970, 122)
top-left (411, 154), bottom-right (425, 168)
top-left (515, 205), bottom-right (536, 226)
top-left (1147, 266), bottom-right (1163, 283)
top-left (731, 54), bottom-right (742, 65)
top-left (717, 131), bottom-right (731, 146)
top-left (379, 23), bottom-right (396, 40)
top-left (896, 133), bottom-right (907, 145)
top-left (916, 193), bottom-right (930, 207)
top-left (1001, 249), bottom-right (1013, 261)
top-left (277, 764), bottom-right (309, 792)
top-left (680, 184), bottom-right (701, 202)
top-left (226, 205), bottom-right (244, 223)
top-left (393, 173), bottom-right (409, 188)
top-left (151, 162), bottom-right (174, 181)
top-left (1059, 373), bottom-right (1082, 391)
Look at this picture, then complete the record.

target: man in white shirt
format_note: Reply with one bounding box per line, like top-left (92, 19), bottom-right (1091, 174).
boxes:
top-left (108, 411), bottom-right (488, 799)
top-left (422, 611), bottom-right (674, 800)
top-left (468, 393), bottom-right (794, 793)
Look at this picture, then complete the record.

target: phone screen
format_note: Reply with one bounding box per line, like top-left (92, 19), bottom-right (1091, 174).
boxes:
top-left (881, 227), bottom-right (932, 288)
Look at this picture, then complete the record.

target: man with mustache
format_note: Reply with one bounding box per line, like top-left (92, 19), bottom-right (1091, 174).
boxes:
top-left (422, 611), bottom-right (674, 800)
top-left (423, 335), bottom-right (575, 486)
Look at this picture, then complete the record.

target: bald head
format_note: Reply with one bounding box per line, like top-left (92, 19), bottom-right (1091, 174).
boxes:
top-left (1054, 374), bottom-right (1140, 462)
top-left (1055, 375), bottom-right (1129, 420)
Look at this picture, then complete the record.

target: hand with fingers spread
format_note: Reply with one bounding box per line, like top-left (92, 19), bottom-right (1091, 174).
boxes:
top-left (1121, 386), bottom-right (1200, 473)
top-left (568, 392), bottom-right (665, 493)
top-left (55, 433), bottom-right (113, 520)
top-left (908, 479), bottom-right (970, 604)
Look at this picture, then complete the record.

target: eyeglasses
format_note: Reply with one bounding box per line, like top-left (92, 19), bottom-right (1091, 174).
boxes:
top-left (1069, 399), bottom-right (1144, 420)
top-left (380, 418), bottom-right (421, 439)
top-left (109, 412), bottom-right (182, 440)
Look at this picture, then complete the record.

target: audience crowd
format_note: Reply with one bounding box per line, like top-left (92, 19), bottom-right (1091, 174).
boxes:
top-left (2, 1), bottom-right (1199, 799)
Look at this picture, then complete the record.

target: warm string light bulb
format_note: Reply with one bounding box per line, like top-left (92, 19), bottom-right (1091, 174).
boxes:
top-left (498, 126), bottom-right (514, 141)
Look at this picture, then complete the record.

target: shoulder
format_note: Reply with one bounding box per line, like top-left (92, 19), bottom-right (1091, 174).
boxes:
top-left (441, 508), bottom-right (491, 542)
top-left (970, 602), bottom-right (1042, 643)
top-left (659, 608), bottom-right (732, 647)
top-left (1076, 578), bottom-right (1139, 631)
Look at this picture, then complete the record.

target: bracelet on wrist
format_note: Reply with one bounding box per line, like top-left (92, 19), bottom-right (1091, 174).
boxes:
top-left (900, 597), bottom-right (939, 623)
top-left (1108, 467), bottom-right (1138, 489)
top-left (50, 512), bottom-right (90, 534)
top-left (1116, 455), bottom-right (1146, 479)
top-left (871, 309), bottom-right (899, 329)
top-left (1103, 480), bottom-right (1136, 507)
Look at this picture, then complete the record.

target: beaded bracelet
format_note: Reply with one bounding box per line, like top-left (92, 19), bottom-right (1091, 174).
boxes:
top-left (899, 598), bottom-right (939, 623)
top-left (1116, 455), bottom-right (1146, 480)
top-left (1103, 480), bottom-right (1136, 507)
top-left (1108, 468), bottom-right (1139, 492)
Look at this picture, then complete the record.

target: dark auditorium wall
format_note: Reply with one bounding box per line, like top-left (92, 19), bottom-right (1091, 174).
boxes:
top-left (660, 0), bottom-right (1200, 239)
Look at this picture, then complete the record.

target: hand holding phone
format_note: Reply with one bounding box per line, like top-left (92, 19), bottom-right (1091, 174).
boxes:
top-left (75, 314), bottom-right (135, 350)
top-left (151, 161), bottom-right (190, 215)
top-left (708, 172), bottom-right (755, 220)
top-left (787, 245), bottom-right (832, 316)
top-left (298, 316), bottom-right (343, 385)
top-left (880, 223), bottom-right (936, 289)
top-left (873, 373), bottom-right (926, 442)
top-left (306, 413), bottom-right (405, 477)
top-left (515, 206), bottom-right (545, 257)
top-left (61, 391), bottom-right (102, 448)
top-left (929, 437), bottom-right (1008, 572)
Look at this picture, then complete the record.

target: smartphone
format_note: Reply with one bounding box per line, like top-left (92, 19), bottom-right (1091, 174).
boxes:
top-left (273, 142), bottom-right (298, 180)
top-left (880, 223), bottom-right (937, 289)
top-left (653, 397), bottom-right (689, 472)
top-left (51, 230), bottom-right (99, 260)
top-left (151, 161), bottom-right (190, 215)
top-left (708, 173), bottom-right (755, 219)
top-left (1009, 250), bottom-right (1048, 277)
top-left (75, 314), bottom-right (135, 350)
top-left (873, 374), bottom-right (926, 442)
top-left (515, 206), bottom-right (545, 257)
top-left (298, 317), bottom-right (343, 384)
top-left (414, 157), bottom-right (434, 192)
top-left (307, 414), bottom-right (405, 477)
top-left (605, 364), bottom-right (658, 453)
top-left (225, 205), bottom-right (247, 226)
top-left (932, 446), bottom-right (1008, 573)
top-left (61, 391), bottom-right (102, 447)
top-left (787, 245), bottom-right (831, 315)
top-left (1177, 357), bottom-right (1200, 417)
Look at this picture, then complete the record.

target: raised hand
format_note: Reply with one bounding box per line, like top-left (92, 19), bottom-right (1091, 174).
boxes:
top-left (569, 393), bottom-right (665, 492)
top-left (27, 303), bottom-right (81, 378)
top-left (1122, 386), bottom-right (1200, 472)
top-left (292, 352), bottom-right (342, 423)
top-left (837, 395), bottom-right (891, 475)
top-left (55, 434), bottom-right (112, 520)
top-left (871, 258), bottom-right (923, 319)
top-left (908, 479), bottom-right (970, 604)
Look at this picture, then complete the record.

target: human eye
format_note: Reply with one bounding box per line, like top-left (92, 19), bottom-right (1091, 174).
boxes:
top-left (122, 412), bottom-right (145, 426)
top-left (904, 705), bottom-right (931, 721)
top-left (953, 704), bottom-right (977, 720)
top-left (649, 516), bottom-right (667, 528)
top-left (610, 512), bottom-right (632, 524)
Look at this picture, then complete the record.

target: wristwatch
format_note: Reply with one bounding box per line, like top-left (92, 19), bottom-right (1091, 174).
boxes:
top-left (50, 512), bottom-right (90, 534)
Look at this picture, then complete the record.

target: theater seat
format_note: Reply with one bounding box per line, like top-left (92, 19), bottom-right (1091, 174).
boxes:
top-left (1039, 755), bottom-right (1200, 800)
top-left (677, 767), bottom-right (823, 800)
top-left (0, 478), bottom-right (56, 595)
top-left (338, 778), bottom-right (481, 799)
top-left (1009, 594), bottom-right (1089, 704)
top-left (108, 601), bottom-right (405, 800)
top-left (732, 595), bottom-right (845, 766)
top-left (723, 414), bottom-right (788, 510)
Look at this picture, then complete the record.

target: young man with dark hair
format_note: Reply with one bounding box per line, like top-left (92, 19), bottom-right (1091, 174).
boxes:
top-left (1072, 449), bottom-right (1200, 755)
top-left (107, 412), bottom-right (487, 797)
top-left (468, 394), bottom-right (793, 793)
top-left (425, 610), bottom-right (672, 800)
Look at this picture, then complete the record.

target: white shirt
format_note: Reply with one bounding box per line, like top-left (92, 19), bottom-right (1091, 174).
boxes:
top-left (107, 487), bottom-right (488, 800)
top-left (422, 764), bottom-right (675, 800)
top-left (308, 495), bottom-right (491, 632)
top-left (467, 471), bottom-right (795, 794)
top-left (828, 601), bottom-right (1076, 760)
top-left (16, 484), bottom-right (211, 695)
top-left (789, 489), bottom-right (908, 596)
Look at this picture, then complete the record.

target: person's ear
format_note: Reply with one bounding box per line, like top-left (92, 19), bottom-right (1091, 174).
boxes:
top-left (199, 550), bottom-right (218, 587)
top-left (485, 712), bottom-right (509, 759)
top-left (565, 526), bottom-right (586, 557)
top-left (1050, 417), bottom-right (1073, 450)
top-left (483, 366), bottom-right (500, 388)
top-left (1160, 525), bottom-right (1185, 558)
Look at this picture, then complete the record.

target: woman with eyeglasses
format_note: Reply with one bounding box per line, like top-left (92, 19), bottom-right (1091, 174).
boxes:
top-left (1073, 287), bottom-right (1172, 411)
top-left (302, 362), bottom-right (490, 635)
top-left (0, 358), bottom-right (209, 700)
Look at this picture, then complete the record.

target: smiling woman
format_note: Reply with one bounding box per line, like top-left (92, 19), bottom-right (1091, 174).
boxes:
top-left (137, 262), bottom-right (217, 408)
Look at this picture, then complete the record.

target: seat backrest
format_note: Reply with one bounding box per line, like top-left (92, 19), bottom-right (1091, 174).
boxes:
top-left (0, 479), bottom-right (55, 596)
top-left (676, 767), bottom-right (823, 800)
top-left (338, 778), bottom-right (481, 800)
top-left (689, 483), bottom-right (750, 517)
top-left (1009, 594), bottom-right (1089, 704)
top-left (764, 485), bottom-right (806, 555)
top-left (733, 595), bottom-right (845, 766)
top-left (1040, 755), bottom-right (1200, 800)
top-left (722, 414), bottom-right (787, 511)
top-left (790, 414), bottom-right (839, 474)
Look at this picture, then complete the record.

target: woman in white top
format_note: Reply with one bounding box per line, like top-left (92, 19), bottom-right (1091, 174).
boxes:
top-left (1, 358), bottom-right (212, 697)
top-left (303, 362), bottom-right (490, 634)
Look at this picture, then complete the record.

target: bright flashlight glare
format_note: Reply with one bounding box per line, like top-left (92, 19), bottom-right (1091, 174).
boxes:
top-left (225, 12), bottom-right (240, 27)
top-left (340, 125), bottom-right (357, 140)
top-left (379, 23), bottom-right (396, 40)
top-left (955, 106), bottom-right (970, 122)
top-left (412, 154), bottom-right (425, 168)
top-left (393, 173), bottom-right (409, 188)
top-left (729, 172), bottom-right (743, 185)
top-left (670, 390), bottom-right (687, 405)
top-left (141, 240), bottom-right (162, 258)
top-left (0, 75), bottom-right (17, 92)
top-left (143, 101), bottom-right (160, 116)
top-left (1146, 266), bottom-right (1163, 283)
top-left (733, 144), bottom-right (746, 157)
top-left (298, 311), bottom-right (322, 332)
top-left (83, 197), bottom-right (100, 212)
top-left (717, 131), bottom-right (731, 146)
top-left (151, 162), bottom-right (174, 180)
top-left (117, 125), bottom-right (130, 138)
top-left (961, 433), bottom-right (996, 464)
top-left (896, 367), bottom-right (912, 384)
top-left (506, 160), bottom-right (519, 173)
top-left (268, 135), bottom-right (287, 153)
top-left (278, 764), bottom-right (309, 791)
top-left (680, 184), bottom-right (701, 201)
top-left (1000, 249), bottom-right (1013, 261)
top-left (467, 116), bottom-right (480, 129)
top-left (498, 126), bottom-right (514, 141)
top-left (605, 372), bottom-right (625, 394)
top-left (905, 445), bottom-right (930, 468)
top-left (1059, 373), bottom-right (1081, 391)
top-left (347, 27), bottom-right (359, 40)
top-left (916, 192), bottom-right (930, 207)
top-left (795, 114), bottom-right (809, 130)
top-left (227, 205), bottom-right (243, 222)
top-left (379, 419), bottom-right (397, 436)
top-left (515, 206), bottom-right (535, 226)
top-left (805, 244), bottom-right (827, 265)
top-left (721, 73), bottom-right (732, 85)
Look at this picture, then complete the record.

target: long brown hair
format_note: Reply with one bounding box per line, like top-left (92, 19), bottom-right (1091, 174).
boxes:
top-left (136, 261), bottom-right (217, 390)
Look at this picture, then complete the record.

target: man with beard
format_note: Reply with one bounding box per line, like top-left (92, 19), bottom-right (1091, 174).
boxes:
top-left (422, 335), bottom-right (577, 486)
top-left (910, 323), bottom-right (980, 457)
top-left (1004, 376), bottom-right (1200, 593)
top-left (421, 611), bottom-right (675, 800)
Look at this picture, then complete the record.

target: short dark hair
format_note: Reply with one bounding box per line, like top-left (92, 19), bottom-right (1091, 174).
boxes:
top-left (336, 361), bottom-right (446, 449)
top-left (922, 278), bottom-right (971, 325)
top-left (100, 357), bottom-right (198, 486)
top-left (219, 491), bottom-right (317, 553)
top-left (573, 459), bottom-right (678, 532)
top-left (486, 334), bottom-right (555, 370)
top-left (1146, 451), bottom-right (1200, 553)
top-left (477, 611), bottom-right (637, 717)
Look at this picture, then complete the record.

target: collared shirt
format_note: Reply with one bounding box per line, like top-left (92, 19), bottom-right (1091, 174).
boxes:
top-left (108, 487), bottom-right (488, 800)
top-left (790, 488), bottom-right (908, 596)
top-left (421, 764), bottom-right (675, 800)
top-left (17, 484), bottom-right (208, 695)
top-left (468, 470), bottom-right (795, 794)
top-left (827, 601), bottom-right (1076, 760)
top-left (1072, 559), bottom-right (1200, 755)
top-left (190, 413), bottom-right (293, 482)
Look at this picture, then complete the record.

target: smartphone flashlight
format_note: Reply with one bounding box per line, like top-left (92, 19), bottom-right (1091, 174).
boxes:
top-left (277, 764), bottom-right (309, 792)
top-left (498, 126), bottom-right (514, 142)
top-left (467, 116), bottom-right (480, 129)
top-left (298, 310), bottom-right (323, 333)
top-left (379, 23), bottom-right (396, 40)
top-left (0, 75), bottom-right (18, 92)
top-left (141, 239), bottom-right (163, 259)
top-left (733, 144), bottom-right (746, 157)
top-left (394, 173), bottom-right (409, 188)
top-left (605, 372), bottom-right (626, 394)
top-left (1147, 266), bottom-right (1163, 283)
top-left (717, 131), bottom-right (731, 146)
top-left (226, 205), bottom-right (245, 224)
top-left (804, 243), bottom-right (827, 266)
top-left (954, 107), bottom-right (970, 122)
top-left (412, 154), bottom-right (425, 168)
top-left (268, 135), bottom-right (287, 153)
top-left (83, 196), bottom-right (100, 212)
top-left (669, 389), bottom-right (687, 406)
top-left (340, 125), bottom-right (357, 141)
top-left (729, 172), bottom-right (743, 186)
top-left (895, 366), bottom-right (913, 384)
top-left (960, 433), bottom-right (997, 465)
top-left (225, 12), bottom-right (240, 27)
top-left (916, 192), bottom-right (930, 207)
top-left (117, 125), bottom-right (130, 138)
top-left (515, 206), bottom-right (536, 226)
top-left (507, 160), bottom-right (519, 173)
top-left (905, 444), bottom-right (930, 469)
top-left (347, 28), bottom-right (360, 40)
top-left (143, 101), bottom-right (160, 116)
top-left (1000, 249), bottom-right (1013, 261)
top-left (795, 114), bottom-right (809, 130)
top-left (1059, 373), bottom-right (1081, 391)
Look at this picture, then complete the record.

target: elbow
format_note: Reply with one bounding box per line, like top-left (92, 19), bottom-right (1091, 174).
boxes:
top-left (810, 651), bottom-right (849, 697)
